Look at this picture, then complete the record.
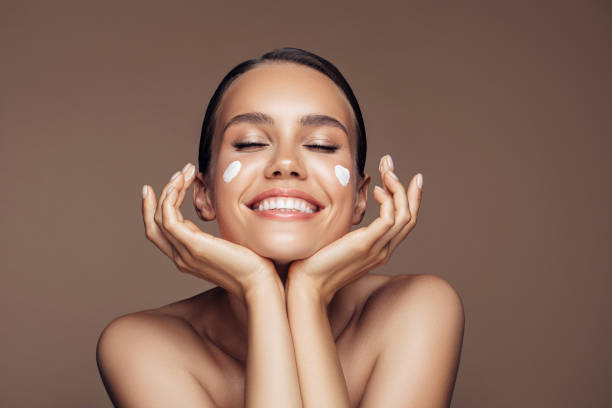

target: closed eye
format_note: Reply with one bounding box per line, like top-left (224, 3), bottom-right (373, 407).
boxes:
top-left (305, 144), bottom-right (339, 152)
top-left (232, 142), bottom-right (268, 149)
top-left (233, 142), bottom-right (339, 152)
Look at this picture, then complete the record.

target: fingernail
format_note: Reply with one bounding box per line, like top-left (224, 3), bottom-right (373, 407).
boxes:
top-left (182, 162), bottom-right (191, 173)
top-left (386, 154), bottom-right (394, 170)
top-left (374, 185), bottom-right (384, 194)
top-left (417, 173), bottom-right (423, 189)
top-left (387, 170), bottom-right (399, 181)
top-left (171, 171), bottom-right (181, 181)
top-left (142, 185), bottom-right (148, 198)
top-left (379, 156), bottom-right (385, 173)
top-left (167, 185), bottom-right (174, 194)
top-left (185, 164), bottom-right (195, 180)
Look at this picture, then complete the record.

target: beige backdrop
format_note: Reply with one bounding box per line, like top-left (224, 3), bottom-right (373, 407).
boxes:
top-left (1, 1), bottom-right (610, 407)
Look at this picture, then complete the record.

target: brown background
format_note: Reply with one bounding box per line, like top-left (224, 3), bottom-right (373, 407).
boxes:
top-left (1, 1), bottom-right (610, 407)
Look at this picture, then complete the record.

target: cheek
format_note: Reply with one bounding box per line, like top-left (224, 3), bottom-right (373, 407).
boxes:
top-left (214, 158), bottom-right (259, 208)
top-left (222, 160), bottom-right (242, 183)
top-left (334, 164), bottom-right (351, 187)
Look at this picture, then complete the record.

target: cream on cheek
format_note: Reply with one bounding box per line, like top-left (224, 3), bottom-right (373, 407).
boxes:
top-left (334, 164), bottom-right (351, 187)
top-left (222, 160), bottom-right (242, 183)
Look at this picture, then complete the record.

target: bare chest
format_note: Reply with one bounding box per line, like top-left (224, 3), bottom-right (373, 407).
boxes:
top-left (195, 316), bottom-right (376, 408)
top-left (192, 275), bottom-right (392, 408)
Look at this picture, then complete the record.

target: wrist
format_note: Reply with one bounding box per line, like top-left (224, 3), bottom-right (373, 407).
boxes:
top-left (242, 268), bottom-right (285, 305)
top-left (286, 273), bottom-right (328, 307)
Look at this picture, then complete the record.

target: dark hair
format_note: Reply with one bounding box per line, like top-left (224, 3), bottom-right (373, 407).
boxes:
top-left (198, 47), bottom-right (367, 180)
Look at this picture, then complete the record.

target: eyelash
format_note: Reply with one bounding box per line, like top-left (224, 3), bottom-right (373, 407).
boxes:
top-left (232, 142), bottom-right (339, 152)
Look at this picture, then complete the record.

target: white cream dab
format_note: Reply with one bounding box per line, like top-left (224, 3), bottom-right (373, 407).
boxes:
top-left (223, 160), bottom-right (242, 183)
top-left (334, 165), bottom-right (350, 187)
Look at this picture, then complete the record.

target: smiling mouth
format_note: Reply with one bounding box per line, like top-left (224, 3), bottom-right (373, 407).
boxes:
top-left (245, 195), bottom-right (323, 220)
top-left (248, 197), bottom-right (321, 214)
top-left (245, 188), bottom-right (325, 218)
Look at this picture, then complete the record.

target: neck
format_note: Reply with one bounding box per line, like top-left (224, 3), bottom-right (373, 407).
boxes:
top-left (274, 261), bottom-right (290, 286)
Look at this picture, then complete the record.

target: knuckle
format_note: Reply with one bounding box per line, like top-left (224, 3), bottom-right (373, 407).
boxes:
top-left (144, 227), bottom-right (154, 240)
top-left (154, 214), bottom-right (162, 228)
top-left (409, 215), bottom-right (418, 226)
top-left (398, 213), bottom-right (411, 225)
top-left (379, 246), bottom-right (390, 261)
top-left (162, 216), bottom-right (173, 231)
top-left (173, 254), bottom-right (187, 270)
top-left (382, 216), bottom-right (394, 229)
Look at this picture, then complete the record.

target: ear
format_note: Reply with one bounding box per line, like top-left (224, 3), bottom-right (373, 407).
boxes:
top-left (193, 172), bottom-right (216, 221)
top-left (352, 172), bottom-right (370, 225)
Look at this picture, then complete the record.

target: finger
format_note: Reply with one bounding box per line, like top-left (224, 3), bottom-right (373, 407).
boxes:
top-left (389, 173), bottom-right (423, 253)
top-left (168, 172), bottom-right (186, 223)
top-left (155, 170), bottom-right (183, 228)
top-left (352, 184), bottom-right (395, 251)
top-left (370, 153), bottom-right (410, 252)
top-left (152, 170), bottom-right (191, 268)
top-left (378, 155), bottom-right (393, 194)
top-left (379, 154), bottom-right (409, 225)
top-left (176, 163), bottom-right (196, 209)
top-left (372, 169), bottom-right (411, 252)
top-left (142, 184), bottom-right (173, 258)
top-left (160, 176), bottom-right (197, 262)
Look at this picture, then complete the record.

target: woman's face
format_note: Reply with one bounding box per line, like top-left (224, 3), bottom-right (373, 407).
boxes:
top-left (197, 62), bottom-right (369, 265)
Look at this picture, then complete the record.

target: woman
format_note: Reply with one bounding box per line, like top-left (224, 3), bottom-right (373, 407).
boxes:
top-left (96, 47), bottom-right (464, 408)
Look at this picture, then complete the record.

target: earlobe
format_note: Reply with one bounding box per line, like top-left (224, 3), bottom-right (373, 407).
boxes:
top-left (352, 173), bottom-right (370, 225)
top-left (193, 173), bottom-right (216, 221)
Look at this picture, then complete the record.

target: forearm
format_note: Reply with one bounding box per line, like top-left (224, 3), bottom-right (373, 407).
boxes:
top-left (244, 277), bottom-right (303, 408)
top-left (286, 277), bottom-right (351, 408)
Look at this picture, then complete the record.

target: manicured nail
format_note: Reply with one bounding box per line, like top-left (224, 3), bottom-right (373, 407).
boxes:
top-left (386, 154), bottom-right (394, 170)
top-left (167, 185), bottom-right (174, 194)
top-left (379, 156), bottom-right (385, 173)
top-left (386, 170), bottom-right (399, 181)
top-left (417, 173), bottom-right (423, 189)
top-left (182, 162), bottom-right (191, 173)
top-left (374, 185), bottom-right (384, 194)
top-left (142, 185), bottom-right (148, 198)
top-left (171, 171), bottom-right (181, 181)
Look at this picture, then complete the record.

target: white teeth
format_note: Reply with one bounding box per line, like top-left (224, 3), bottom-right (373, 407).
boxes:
top-left (252, 196), bottom-right (317, 213)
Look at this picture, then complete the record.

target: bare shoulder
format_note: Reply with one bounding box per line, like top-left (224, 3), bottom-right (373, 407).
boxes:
top-left (354, 274), bottom-right (465, 406)
top-left (355, 273), bottom-right (465, 350)
top-left (96, 309), bottom-right (217, 407)
top-left (332, 272), bottom-right (395, 314)
top-left (373, 273), bottom-right (463, 308)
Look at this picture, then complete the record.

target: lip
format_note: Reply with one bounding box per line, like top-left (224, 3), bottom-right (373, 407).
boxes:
top-left (250, 208), bottom-right (321, 220)
top-left (246, 188), bottom-right (325, 211)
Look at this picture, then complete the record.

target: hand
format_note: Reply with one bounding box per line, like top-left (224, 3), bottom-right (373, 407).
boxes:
top-left (141, 163), bottom-right (278, 302)
top-left (286, 155), bottom-right (423, 305)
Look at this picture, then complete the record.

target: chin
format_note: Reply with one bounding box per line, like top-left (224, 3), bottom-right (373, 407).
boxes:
top-left (250, 239), bottom-right (319, 265)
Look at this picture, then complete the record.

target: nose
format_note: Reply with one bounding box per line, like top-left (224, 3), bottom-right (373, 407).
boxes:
top-left (264, 144), bottom-right (307, 180)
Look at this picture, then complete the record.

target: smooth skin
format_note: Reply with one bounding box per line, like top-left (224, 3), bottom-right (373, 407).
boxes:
top-left (96, 62), bottom-right (464, 407)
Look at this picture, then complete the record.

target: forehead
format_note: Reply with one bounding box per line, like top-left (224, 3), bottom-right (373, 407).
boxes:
top-left (216, 62), bottom-right (355, 139)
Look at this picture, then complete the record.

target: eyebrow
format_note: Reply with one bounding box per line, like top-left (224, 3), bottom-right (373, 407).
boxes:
top-left (222, 112), bottom-right (349, 136)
